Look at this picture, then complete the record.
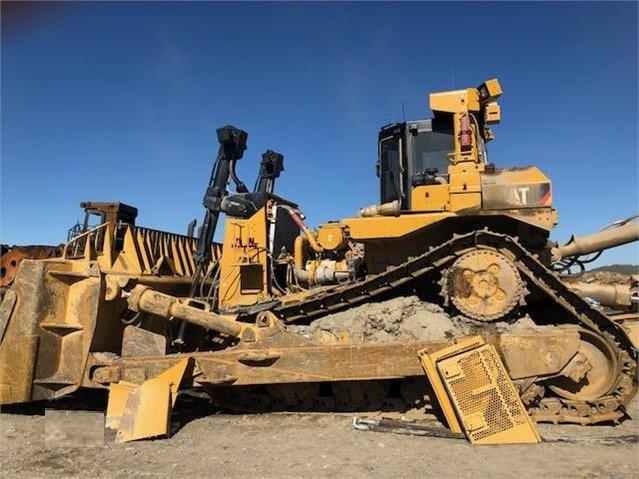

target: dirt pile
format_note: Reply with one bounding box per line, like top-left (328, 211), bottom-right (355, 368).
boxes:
top-left (290, 296), bottom-right (555, 345)
top-left (305, 296), bottom-right (461, 343)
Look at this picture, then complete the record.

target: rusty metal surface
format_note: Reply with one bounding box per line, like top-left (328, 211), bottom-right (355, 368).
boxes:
top-left (498, 329), bottom-right (581, 379)
top-left (0, 259), bottom-right (101, 404)
top-left (90, 338), bottom-right (452, 387)
top-left (0, 245), bottom-right (63, 287)
top-left (121, 325), bottom-right (167, 357)
top-left (444, 249), bottom-right (523, 321)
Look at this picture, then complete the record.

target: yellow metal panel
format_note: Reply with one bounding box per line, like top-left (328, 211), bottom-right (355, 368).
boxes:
top-left (106, 358), bottom-right (190, 443)
top-left (482, 166), bottom-right (550, 185)
top-left (0, 259), bottom-right (101, 404)
top-left (448, 170), bottom-right (482, 194)
top-left (105, 381), bottom-right (137, 430)
top-left (111, 226), bottom-right (143, 273)
top-left (430, 338), bottom-right (540, 444)
top-left (485, 102), bottom-right (501, 124)
top-left (0, 334), bottom-right (38, 404)
top-left (429, 88), bottom-right (480, 113)
top-left (114, 378), bottom-right (171, 443)
top-left (467, 89), bottom-right (480, 111)
top-left (450, 192), bottom-right (482, 211)
top-left (219, 207), bottom-right (269, 308)
top-left (343, 213), bottom-right (454, 240)
top-left (449, 161), bottom-right (485, 175)
top-left (478, 79), bottom-right (502, 103)
top-left (480, 166), bottom-right (557, 231)
top-left (102, 224), bottom-right (202, 278)
top-left (317, 224), bottom-right (348, 250)
top-left (410, 185), bottom-right (450, 212)
top-left (418, 349), bottom-right (462, 433)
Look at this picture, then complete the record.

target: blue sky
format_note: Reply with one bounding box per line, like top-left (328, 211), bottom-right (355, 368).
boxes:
top-left (1, 1), bottom-right (638, 266)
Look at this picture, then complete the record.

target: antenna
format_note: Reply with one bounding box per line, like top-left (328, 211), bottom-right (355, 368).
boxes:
top-left (401, 101), bottom-right (406, 122)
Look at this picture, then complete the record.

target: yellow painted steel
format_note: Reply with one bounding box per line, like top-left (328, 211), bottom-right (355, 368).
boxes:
top-left (421, 337), bottom-right (540, 444)
top-left (429, 88), bottom-right (480, 114)
top-left (428, 79), bottom-right (502, 164)
top-left (294, 235), bottom-right (308, 269)
top-left (450, 192), bottom-right (482, 212)
top-left (218, 207), bottom-right (270, 308)
top-left (418, 348), bottom-right (463, 434)
top-left (105, 381), bottom-right (137, 430)
top-left (448, 169), bottom-right (483, 194)
top-left (106, 358), bottom-right (190, 443)
top-left (410, 184), bottom-right (451, 212)
top-left (0, 259), bottom-right (101, 404)
top-left (482, 166), bottom-right (553, 188)
top-left (63, 222), bottom-right (221, 278)
top-left (485, 102), bottom-right (501, 124)
top-left (317, 224), bottom-right (348, 251)
top-left (343, 166), bottom-right (557, 244)
top-left (0, 334), bottom-right (38, 404)
top-left (429, 89), bottom-right (481, 163)
top-left (477, 78), bottom-right (503, 103)
top-left (343, 213), bottom-right (454, 240)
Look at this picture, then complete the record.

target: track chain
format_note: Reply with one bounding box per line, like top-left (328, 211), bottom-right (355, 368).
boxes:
top-left (273, 229), bottom-right (638, 424)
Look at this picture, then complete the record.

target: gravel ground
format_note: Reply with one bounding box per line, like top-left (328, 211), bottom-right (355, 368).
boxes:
top-left (0, 392), bottom-right (637, 479)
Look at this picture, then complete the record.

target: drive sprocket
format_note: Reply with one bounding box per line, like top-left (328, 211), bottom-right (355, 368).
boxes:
top-left (443, 249), bottom-right (523, 321)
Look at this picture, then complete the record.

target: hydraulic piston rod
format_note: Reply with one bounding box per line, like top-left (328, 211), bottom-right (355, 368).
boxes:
top-left (566, 281), bottom-right (634, 310)
top-left (551, 222), bottom-right (639, 262)
top-left (126, 285), bottom-right (244, 337)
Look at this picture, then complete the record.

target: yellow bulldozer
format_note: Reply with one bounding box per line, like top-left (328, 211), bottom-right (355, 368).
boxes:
top-left (1, 78), bottom-right (637, 442)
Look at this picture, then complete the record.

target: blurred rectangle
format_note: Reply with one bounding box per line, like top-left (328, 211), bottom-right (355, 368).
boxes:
top-left (45, 409), bottom-right (105, 447)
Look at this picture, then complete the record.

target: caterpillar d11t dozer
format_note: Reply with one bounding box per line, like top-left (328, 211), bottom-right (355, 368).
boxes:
top-left (1, 78), bottom-right (637, 442)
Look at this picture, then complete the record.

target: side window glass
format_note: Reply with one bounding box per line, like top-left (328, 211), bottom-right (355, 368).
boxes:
top-left (380, 137), bottom-right (401, 203)
top-left (413, 131), bottom-right (454, 178)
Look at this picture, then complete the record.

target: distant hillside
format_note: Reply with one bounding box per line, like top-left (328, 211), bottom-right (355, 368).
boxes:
top-left (563, 264), bottom-right (638, 285)
top-left (589, 264), bottom-right (638, 275)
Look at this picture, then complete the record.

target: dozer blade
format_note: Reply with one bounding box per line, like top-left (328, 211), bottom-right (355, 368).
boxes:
top-left (105, 381), bottom-right (138, 430)
top-left (419, 337), bottom-right (540, 445)
top-left (106, 358), bottom-right (190, 443)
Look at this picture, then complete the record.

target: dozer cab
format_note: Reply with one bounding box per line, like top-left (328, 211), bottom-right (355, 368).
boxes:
top-left (0, 78), bottom-right (637, 442)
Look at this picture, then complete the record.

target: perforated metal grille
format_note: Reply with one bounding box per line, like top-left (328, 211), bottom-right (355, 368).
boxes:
top-left (430, 336), bottom-right (485, 362)
top-left (437, 344), bottom-right (539, 444)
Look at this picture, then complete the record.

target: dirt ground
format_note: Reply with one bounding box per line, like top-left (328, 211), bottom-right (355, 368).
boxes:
top-left (0, 391), bottom-right (637, 479)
